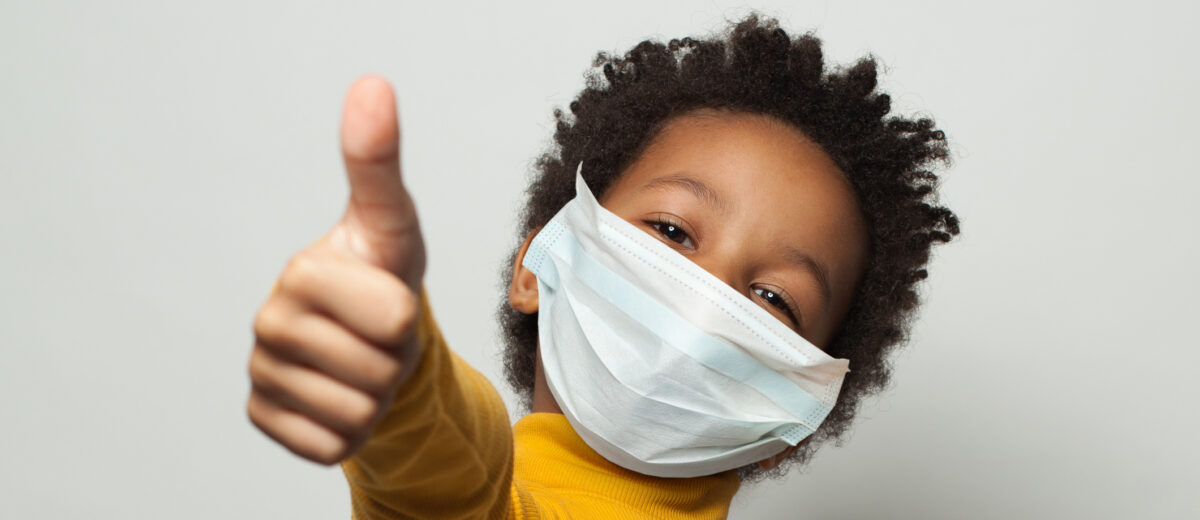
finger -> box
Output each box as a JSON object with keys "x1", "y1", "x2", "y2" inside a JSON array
[
  {"x1": 275, "y1": 248, "x2": 419, "y2": 349},
  {"x1": 247, "y1": 390, "x2": 348, "y2": 466},
  {"x1": 339, "y1": 75, "x2": 416, "y2": 241},
  {"x1": 249, "y1": 347, "x2": 378, "y2": 441},
  {"x1": 256, "y1": 304, "x2": 403, "y2": 397}
]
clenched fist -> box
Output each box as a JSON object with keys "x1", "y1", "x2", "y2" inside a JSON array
[{"x1": 247, "y1": 76, "x2": 426, "y2": 465}]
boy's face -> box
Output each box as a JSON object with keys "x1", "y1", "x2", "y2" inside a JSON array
[
  {"x1": 512, "y1": 108, "x2": 869, "y2": 346},
  {"x1": 510, "y1": 108, "x2": 872, "y2": 466},
  {"x1": 596, "y1": 109, "x2": 870, "y2": 347}
]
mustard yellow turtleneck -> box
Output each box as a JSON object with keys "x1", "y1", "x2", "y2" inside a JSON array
[{"x1": 340, "y1": 290, "x2": 741, "y2": 519}]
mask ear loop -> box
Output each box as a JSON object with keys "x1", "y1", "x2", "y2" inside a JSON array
[
  {"x1": 574, "y1": 160, "x2": 595, "y2": 198},
  {"x1": 575, "y1": 160, "x2": 585, "y2": 189}
]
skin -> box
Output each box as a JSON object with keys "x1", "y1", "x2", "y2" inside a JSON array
[
  {"x1": 247, "y1": 76, "x2": 425, "y2": 465},
  {"x1": 246, "y1": 77, "x2": 869, "y2": 476},
  {"x1": 507, "y1": 108, "x2": 871, "y2": 470}
]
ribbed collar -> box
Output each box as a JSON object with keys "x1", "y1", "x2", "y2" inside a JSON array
[{"x1": 512, "y1": 413, "x2": 741, "y2": 519}]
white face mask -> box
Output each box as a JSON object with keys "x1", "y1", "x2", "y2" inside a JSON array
[{"x1": 522, "y1": 164, "x2": 850, "y2": 478}]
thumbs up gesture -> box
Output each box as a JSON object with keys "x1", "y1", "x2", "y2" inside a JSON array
[{"x1": 247, "y1": 76, "x2": 426, "y2": 465}]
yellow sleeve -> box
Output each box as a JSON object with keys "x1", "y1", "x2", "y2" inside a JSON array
[{"x1": 340, "y1": 288, "x2": 518, "y2": 519}]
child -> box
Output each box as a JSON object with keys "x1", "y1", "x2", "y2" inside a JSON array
[{"x1": 247, "y1": 14, "x2": 959, "y2": 519}]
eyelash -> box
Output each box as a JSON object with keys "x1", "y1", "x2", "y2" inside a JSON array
[
  {"x1": 753, "y1": 286, "x2": 802, "y2": 328},
  {"x1": 648, "y1": 216, "x2": 694, "y2": 249},
  {"x1": 647, "y1": 217, "x2": 802, "y2": 329}
]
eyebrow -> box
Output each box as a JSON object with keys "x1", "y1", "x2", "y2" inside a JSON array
[
  {"x1": 640, "y1": 174, "x2": 729, "y2": 213},
  {"x1": 784, "y1": 246, "x2": 833, "y2": 313}
]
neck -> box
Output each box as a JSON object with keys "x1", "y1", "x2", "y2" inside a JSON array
[{"x1": 531, "y1": 347, "x2": 564, "y2": 414}]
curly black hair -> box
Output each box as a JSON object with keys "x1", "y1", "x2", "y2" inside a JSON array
[{"x1": 495, "y1": 14, "x2": 959, "y2": 480}]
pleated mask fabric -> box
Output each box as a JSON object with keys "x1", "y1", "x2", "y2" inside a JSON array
[{"x1": 522, "y1": 164, "x2": 849, "y2": 478}]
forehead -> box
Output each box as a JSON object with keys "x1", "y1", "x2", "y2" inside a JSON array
[
  {"x1": 606, "y1": 110, "x2": 863, "y2": 231},
  {"x1": 600, "y1": 109, "x2": 870, "y2": 310}
]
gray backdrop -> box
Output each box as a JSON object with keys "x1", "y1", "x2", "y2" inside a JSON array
[{"x1": 2, "y1": 1, "x2": 1197, "y2": 518}]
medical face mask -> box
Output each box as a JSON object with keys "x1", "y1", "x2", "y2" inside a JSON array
[{"x1": 522, "y1": 165, "x2": 850, "y2": 479}]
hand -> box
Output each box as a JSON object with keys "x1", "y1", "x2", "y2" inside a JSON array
[{"x1": 246, "y1": 76, "x2": 426, "y2": 465}]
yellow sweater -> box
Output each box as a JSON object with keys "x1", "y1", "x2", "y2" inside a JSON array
[{"x1": 340, "y1": 290, "x2": 741, "y2": 519}]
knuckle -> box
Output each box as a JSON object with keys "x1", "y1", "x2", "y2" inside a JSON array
[
  {"x1": 252, "y1": 301, "x2": 289, "y2": 344},
  {"x1": 365, "y1": 358, "x2": 403, "y2": 392},
  {"x1": 382, "y1": 289, "x2": 419, "y2": 345},
  {"x1": 280, "y1": 251, "x2": 322, "y2": 295},
  {"x1": 313, "y1": 439, "x2": 348, "y2": 466},
  {"x1": 245, "y1": 395, "x2": 264, "y2": 429},
  {"x1": 246, "y1": 392, "x2": 277, "y2": 436},
  {"x1": 337, "y1": 391, "x2": 379, "y2": 432},
  {"x1": 247, "y1": 349, "x2": 280, "y2": 393}
]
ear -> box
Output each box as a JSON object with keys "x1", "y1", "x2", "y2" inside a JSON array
[
  {"x1": 757, "y1": 441, "x2": 803, "y2": 471},
  {"x1": 508, "y1": 229, "x2": 541, "y2": 314}
]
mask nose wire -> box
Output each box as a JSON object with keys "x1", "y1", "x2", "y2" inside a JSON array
[{"x1": 678, "y1": 240, "x2": 754, "y2": 301}]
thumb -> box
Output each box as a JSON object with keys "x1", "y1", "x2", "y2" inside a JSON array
[{"x1": 333, "y1": 75, "x2": 425, "y2": 291}]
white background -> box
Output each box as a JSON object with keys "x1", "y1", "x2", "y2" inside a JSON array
[{"x1": 2, "y1": 1, "x2": 1197, "y2": 518}]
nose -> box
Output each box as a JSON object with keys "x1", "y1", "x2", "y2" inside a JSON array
[{"x1": 687, "y1": 249, "x2": 747, "y2": 297}]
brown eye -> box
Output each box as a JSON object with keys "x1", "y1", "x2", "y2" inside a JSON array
[
  {"x1": 649, "y1": 219, "x2": 695, "y2": 249},
  {"x1": 753, "y1": 286, "x2": 800, "y2": 326}
]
